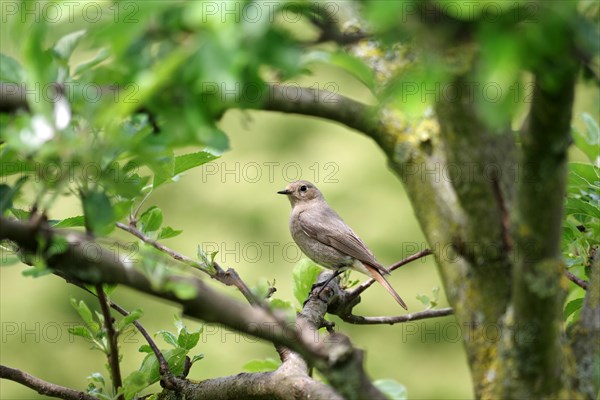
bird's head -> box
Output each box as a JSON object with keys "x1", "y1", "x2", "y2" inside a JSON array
[{"x1": 277, "y1": 180, "x2": 323, "y2": 206}]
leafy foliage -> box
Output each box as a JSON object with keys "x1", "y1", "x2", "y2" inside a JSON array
[
  {"x1": 242, "y1": 358, "x2": 281, "y2": 373},
  {"x1": 292, "y1": 258, "x2": 323, "y2": 306},
  {"x1": 122, "y1": 316, "x2": 203, "y2": 400},
  {"x1": 562, "y1": 114, "x2": 599, "y2": 324},
  {"x1": 416, "y1": 286, "x2": 441, "y2": 310}
]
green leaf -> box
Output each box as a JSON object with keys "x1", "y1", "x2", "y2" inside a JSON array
[
  {"x1": 70, "y1": 298, "x2": 98, "y2": 334},
  {"x1": 84, "y1": 284, "x2": 117, "y2": 298},
  {"x1": 564, "y1": 298, "x2": 584, "y2": 321},
  {"x1": 139, "y1": 206, "x2": 163, "y2": 234},
  {"x1": 87, "y1": 372, "x2": 105, "y2": 387},
  {"x1": 73, "y1": 48, "x2": 110, "y2": 76},
  {"x1": 53, "y1": 30, "x2": 87, "y2": 62},
  {"x1": 197, "y1": 126, "x2": 230, "y2": 154},
  {"x1": 110, "y1": 171, "x2": 149, "y2": 200},
  {"x1": 251, "y1": 279, "x2": 272, "y2": 299},
  {"x1": 374, "y1": 379, "x2": 408, "y2": 400},
  {"x1": 569, "y1": 163, "x2": 599, "y2": 189},
  {"x1": 51, "y1": 216, "x2": 85, "y2": 228},
  {"x1": 114, "y1": 200, "x2": 134, "y2": 220},
  {"x1": 582, "y1": 113, "x2": 600, "y2": 145},
  {"x1": 0, "y1": 184, "x2": 13, "y2": 215},
  {"x1": 123, "y1": 370, "x2": 148, "y2": 400},
  {"x1": 196, "y1": 245, "x2": 217, "y2": 273},
  {"x1": 158, "y1": 226, "x2": 182, "y2": 240},
  {"x1": 242, "y1": 358, "x2": 281, "y2": 373},
  {"x1": 82, "y1": 189, "x2": 116, "y2": 236},
  {"x1": 177, "y1": 329, "x2": 200, "y2": 350},
  {"x1": 22, "y1": 268, "x2": 52, "y2": 278},
  {"x1": 0, "y1": 147, "x2": 34, "y2": 177},
  {"x1": 0, "y1": 177, "x2": 27, "y2": 215},
  {"x1": 0, "y1": 53, "x2": 26, "y2": 83},
  {"x1": 416, "y1": 294, "x2": 430, "y2": 306},
  {"x1": 173, "y1": 151, "x2": 219, "y2": 176},
  {"x1": 150, "y1": 152, "x2": 175, "y2": 188},
  {"x1": 134, "y1": 347, "x2": 187, "y2": 390},
  {"x1": 157, "y1": 330, "x2": 178, "y2": 347},
  {"x1": 190, "y1": 353, "x2": 204, "y2": 364},
  {"x1": 292, "y1": 259, "x2": 322, "y2": 305},
  {"x1": 565, "y1": 198, "x2": 600, "y2": 219},
  {"x1": 9, "y1": 208, "x2": 31, "y2": 220},
  {"x1": 69, "y1": 326, "x2": 93, "y2": 340},
  {"x1": 138, "y1": 344, "x2": 153, "y2": 353},
  {"x1": 117, "y1": 308, "x2": 143, "y2": 331},
  {"x1": 573, "y1": 114, "x2": 600, "y2": 164}
]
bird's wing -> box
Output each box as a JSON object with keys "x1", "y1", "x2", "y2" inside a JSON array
[{"x1": 297, "y1": 208, "x2": 389, "y2": 274}]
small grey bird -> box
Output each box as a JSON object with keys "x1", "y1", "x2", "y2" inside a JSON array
[{"x1": 278, "y1": 180, "x2": 408, "y2": 309}]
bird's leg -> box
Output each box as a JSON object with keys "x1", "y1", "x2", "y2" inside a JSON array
[
  {"x1": 313, "y1": 269, "x2": 345, "y2": 296},
  {"x1": 304, "y1": 270, "x2": 345, "y2": 307}
]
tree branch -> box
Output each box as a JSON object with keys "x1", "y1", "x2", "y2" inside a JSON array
[
  {"x1": 0, "y1": 364, "x2": 96, "y2": 400},
  {"x1": 159, "y1": 366, "x2": 343, "y2": 400},
  {"x1": 349, "y1": 249, "x2": 433, "y2": 299},
  {"x1": 95, "y1": 285, "x2": 124, "y2": 399},
  {"x1": 565, "y1": 270, "x2": 589, "y2": 290},
  {"x1": 569, "y1": 249, "x2": 600, "y2": 398},
  {"x1": 262, "y1": 84, "x2": 394, "y2": 149},
  {"x1": 161, "y1": 342, "x2": 341, "y2": 400},
  {"x1": 507, "y1": 13, "x2": 579, "y2": 394},
  {"x1": 0, "y1": 216, "x2": 385, "y2": 400},
  {"x1": 0, "y1": 217, "x2": 322, "y2": 358},
  {"x1": 108, "y1": 301, "x2": 178, "y2": 388},
  {"x1": 115, "y1": 222, "x2": 258, "y2": 305},
  {"x1": 340, "y1": 307, "x2": 454, "y2": 325},
  {"x1": 50, "y1": 271, "x2": 179, "y2": 390}
]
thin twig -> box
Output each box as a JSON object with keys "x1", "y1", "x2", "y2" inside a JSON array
[
  {"x1": 95, "y1": 285, "x2": 124, "y2": 400},
  {"x1": 62, "y1": 277, "x2": 178, "y2": 390},
  {"x1": 116, "y1": 222, "x2": 209, "y2": 273},
  {"x1": 349, "y1": 249, "x2": 433, "y2": 299},
  {"x1": 565, "y1": 270, "x2": 589, "y2": 290},
  {"x1": 108, "y1": 302, "x2": 179, "y2": 389},
  {"x1": 0, "y1": 364, "x2": 97, "y2": 400},
  {"x1": 341, "y1": 307, "x2": 454, "y2": 325},
  {"x1": 115, "y1": 222, "x2": 259, "y2": 304},
  {"x1": 130, "y1": 190, "x2": 153, "y2": 225}
]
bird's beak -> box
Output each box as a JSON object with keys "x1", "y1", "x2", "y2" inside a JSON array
[{"x1": 277, "y1": 189, "x2": 291, "y2": 195}]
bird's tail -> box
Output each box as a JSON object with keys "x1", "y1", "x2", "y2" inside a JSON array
[{"x1": 364, "y1": 264, "x2": 408, "y2": 310}]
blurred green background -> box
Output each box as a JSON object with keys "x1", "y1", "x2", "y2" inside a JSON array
[{"x1": 1, "y1": 1, "x2": 598, "y2": 399}]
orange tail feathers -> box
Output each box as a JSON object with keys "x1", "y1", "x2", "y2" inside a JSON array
[{"x1": 364, "y1": 264, "x2": 408, "y2": 310}]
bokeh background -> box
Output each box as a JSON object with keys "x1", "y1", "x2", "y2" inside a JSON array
[{"x1": 1, "y1": 2, "x2": 598, "y2": 400}]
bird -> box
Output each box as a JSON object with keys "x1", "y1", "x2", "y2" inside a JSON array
[{"x1": 277, "y1": 180, "x2": 408, "y2": 309}]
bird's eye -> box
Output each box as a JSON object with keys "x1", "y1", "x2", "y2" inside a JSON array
[{"x1": 300, "y1": 185, "x2": 307, "y2": 192}]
